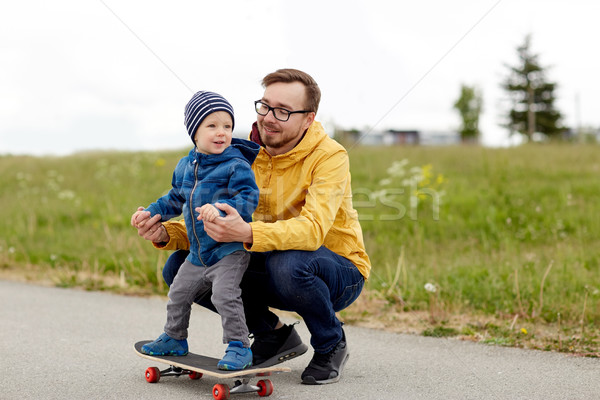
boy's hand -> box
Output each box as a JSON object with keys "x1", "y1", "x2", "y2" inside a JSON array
[
  {"x1": 196, "y1": 204, "x2": 220, "y2": 223},
  {"x1": 131, "y1": 208, "x2": 150, "y2": 228},
  {"x1": 131, "y1": 206, "x2": 168, "y2": 242},
  {"x1": 202, "y1": 203, "x2": 253, "y2": 244}
]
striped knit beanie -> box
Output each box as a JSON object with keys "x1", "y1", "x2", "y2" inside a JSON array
[{"x1": 184, "y1": 91, "x2": 235, "y2": 143}]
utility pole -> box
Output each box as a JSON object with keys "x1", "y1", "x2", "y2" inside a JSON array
[
  {"x1": 527, "y1": 85, "x2": 535, "y2": 140},
  {"x1": 575, "y1": 92, "x2": 583, "y2": 143}
]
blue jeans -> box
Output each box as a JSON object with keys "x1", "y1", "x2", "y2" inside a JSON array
[{"x1": 162, "y1": 247, "x2": 364, "y2": 353}]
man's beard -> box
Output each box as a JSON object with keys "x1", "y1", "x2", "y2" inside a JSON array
[{"x1": 259, "y1": 123, "x2": 292, "y2": 149}]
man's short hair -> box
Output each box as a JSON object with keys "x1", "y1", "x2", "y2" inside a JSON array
[{"x1": 262, "y1": 68, "x2": 321, "y2": 113}]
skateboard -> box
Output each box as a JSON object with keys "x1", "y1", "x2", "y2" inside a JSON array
[{"x1": 134, "y1": 341, "x2": 291, "y2": 399}]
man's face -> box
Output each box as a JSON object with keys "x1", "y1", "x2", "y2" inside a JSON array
[{"x1": 257, "y1": 81, "x2": 315, "y2": 156}]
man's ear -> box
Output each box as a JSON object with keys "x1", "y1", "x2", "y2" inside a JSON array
[{"x1": 302, "y1": 112, "x2": 316, "y2": 131}]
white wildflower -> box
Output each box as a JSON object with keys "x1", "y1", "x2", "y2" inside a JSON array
[
  {"x1": 424, "y1": 282, "x2": 437, "y2": 293},
  {"x1": 386, "y1": 160, "x2": 409, "y2": 177},
  {"x1": 370, "y1": 189, "x2": 388, "y2": 200},
  {"x1": 58, "y1": 190, "x2": 76, "y2": 200}
]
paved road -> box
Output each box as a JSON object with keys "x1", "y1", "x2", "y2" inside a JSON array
[{"x1": 1, "y1": 280, "x2": 598, "y2": 399}]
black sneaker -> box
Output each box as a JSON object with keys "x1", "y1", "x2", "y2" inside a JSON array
[
  {"x1": 301, "y1": 329, "x2": 349, "y2": 385},
  {"x1": 250, "y1": 322, "x2": 308, "y2": 366}
]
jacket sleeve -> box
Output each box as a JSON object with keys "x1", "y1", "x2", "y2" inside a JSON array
[
  {"x1": 248, "y1": 150, "x2": 349, "y2": 252},
  {"x1": 146, "y1": 161, "x2": 186, "y2": 221},
  {"x1": 214, "y1": 160, "x2": 259, "y2": 221},
  {"x1": 152, "y1": 219, "x2": 190, "y2": 251}
]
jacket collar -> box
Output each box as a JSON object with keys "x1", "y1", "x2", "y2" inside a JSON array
[
  {"x1": 188, "y1": 138, "x2": 260, "y2": 166},
  {"x1": 250, "y1": 121, "x2": 326, "y2": 165}
]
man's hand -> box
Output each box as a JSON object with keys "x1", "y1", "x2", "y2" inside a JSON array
[
  {"x1": 197, "y1": 203, "x2": 253, "y2": 244},
  {"x1": 130, "y1": 206, "x2": 169, "y2": 243}
]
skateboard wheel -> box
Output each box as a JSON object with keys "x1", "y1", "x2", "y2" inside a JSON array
[
  {"x1": 145, "y1": 367, "x2": 160, "y2": 383},
  {"x1": 257, "y1": 379, "x2": 273, "y2": 397},
  {"x1": 189, "y1": 371, "x2": 202, "y2": 380},
  {"x1": 212, "y1": 383, "x2": 230, "y2": 400}
]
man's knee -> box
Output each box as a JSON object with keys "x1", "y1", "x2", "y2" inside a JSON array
[
  {"x1": 264, "y1": 251, "x2": 315, "y2": 299},
  {"x1": 266, "y1": 251, "x2": 310, "y2": 280}
]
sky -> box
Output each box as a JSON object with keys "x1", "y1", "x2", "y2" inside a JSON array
[{"x1": 1, "y1": 0, "x2": 599, "y2": 155}]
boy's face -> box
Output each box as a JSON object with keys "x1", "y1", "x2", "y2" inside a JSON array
[{"x1": 194, "y1": 111, "x2": 233, "y2": 155}]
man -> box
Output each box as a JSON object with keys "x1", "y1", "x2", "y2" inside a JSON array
[{"x1": 134, "y1": 68, "x2": 371, "y2": 384}]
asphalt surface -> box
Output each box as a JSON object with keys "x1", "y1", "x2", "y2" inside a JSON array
[{"x1": 1, "y1": 279, "x2": 598, "y2": 400}]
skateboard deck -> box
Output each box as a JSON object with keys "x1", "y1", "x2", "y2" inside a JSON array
[{"x1": 134, "y1": 341, "x2": 291, "y2": 399}]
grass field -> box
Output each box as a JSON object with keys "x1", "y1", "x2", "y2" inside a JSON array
[{"x1": 1, "y1": 143, "x2": 598, "y2": 355}]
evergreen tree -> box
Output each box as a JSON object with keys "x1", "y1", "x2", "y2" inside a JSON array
[
  {"x1": 502, "y1": 34, "x2": 566, "y2": 140},
  {"x1": 453, "y1": 84, "x2": 483, "y2": 143}
]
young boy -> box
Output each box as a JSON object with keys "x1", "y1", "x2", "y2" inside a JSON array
[{"x1": 131, "y1": 91, "x2": 260, "y2": 370}]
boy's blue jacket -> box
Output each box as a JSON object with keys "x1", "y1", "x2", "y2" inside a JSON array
[{"x1": 146, "y1": 138, "x2": 260, "y2": 267}]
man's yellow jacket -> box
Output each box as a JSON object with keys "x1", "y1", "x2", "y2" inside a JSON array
[{"x1": 157, "y1": 121, "x2": 371, "y2": 280}]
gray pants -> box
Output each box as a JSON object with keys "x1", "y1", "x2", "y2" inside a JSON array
[{"x1": 164, "y1": 251, "x2": 250, "y2": 347}]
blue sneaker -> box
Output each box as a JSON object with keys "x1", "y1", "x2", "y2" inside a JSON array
[
  {"x1": 141, "y1": 333, "x2": 188, "y2": 356},
  {"x1": 217, "y1": 341, "x2": 252, "y2": 370}
]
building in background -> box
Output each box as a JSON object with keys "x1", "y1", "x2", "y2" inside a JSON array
[{"x1": 338, "y1": 129, "x2": 460, "y2": 146}]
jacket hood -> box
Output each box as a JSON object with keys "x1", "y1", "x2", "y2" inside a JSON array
[
  {"x1": 250, "y1": 120, "x2": 329, "y2": 168},
  {"x1": 230, "y1": 137, "x2": 260, "y2": 164},
  {"x1": 189, "y1": 138, "x2": 260, "y2": 166}
]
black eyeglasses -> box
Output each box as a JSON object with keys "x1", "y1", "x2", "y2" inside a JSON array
[{"x1": 254, "y1": 100, "x2": 312, "y2": 122}]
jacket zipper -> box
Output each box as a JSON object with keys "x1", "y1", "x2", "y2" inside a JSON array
[{"x1": 190, "y1": 160, "x2": 207, "y2": 267}]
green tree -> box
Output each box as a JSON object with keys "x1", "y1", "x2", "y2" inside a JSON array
[
  {"x1": 453, "y1": 84, "x2": 483, "y2": 143},
  {"x1": 502, "y1": 34, "x2": 566, "y2": 141}
]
